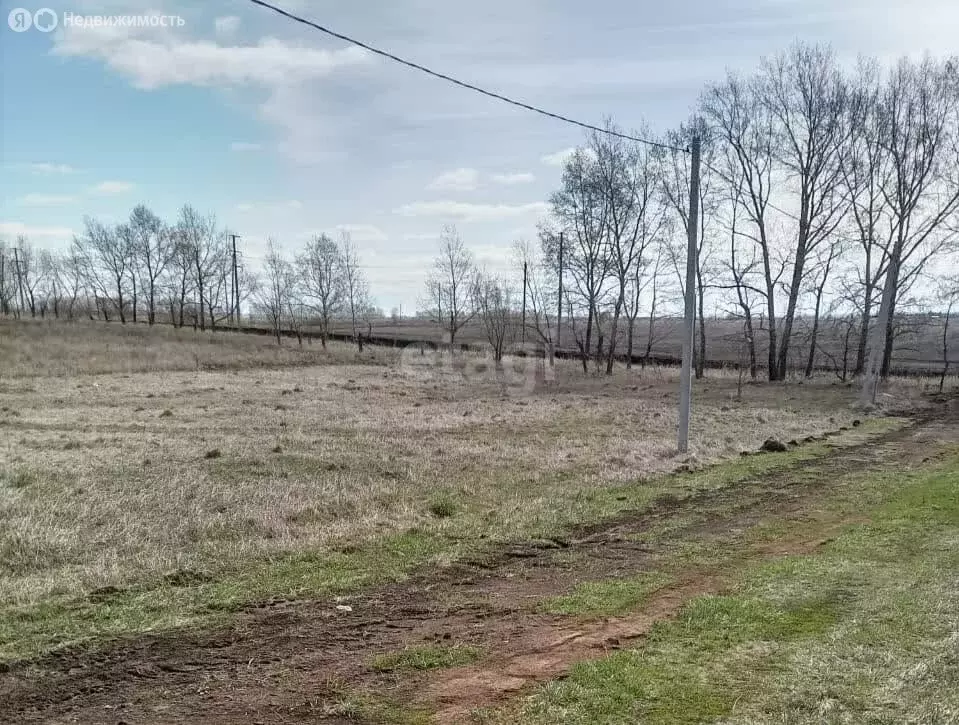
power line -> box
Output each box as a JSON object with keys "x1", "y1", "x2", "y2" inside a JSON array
[
  {"x1": 247, "y1": 0, "x2": 686, "y2": 153},
  {"x1": 702, "y1": 160, "x2": 803, "y2": 223}
]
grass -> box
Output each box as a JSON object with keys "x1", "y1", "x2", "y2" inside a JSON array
[
  {"x1": 0, "y1": 319, "x2": 928, "y2": 662},
  {"x1": 370, "y1": 643, "x2": 483, "y2": 672},
  {"x1": 540, "y1": 572, "x2": 674, "y2": 617},
  {"x1": 477, "y1": 452, "x2": 959, "y2": 725},
  {"x1": 0, "y1": 318, "x2": 394, "y2": 377}
]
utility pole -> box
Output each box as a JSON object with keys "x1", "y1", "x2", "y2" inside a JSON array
[
  {"x1": 521, "y1": 260, "x2": 528, "y2": 344},
  {"x1": 0, "y1": 248, "x2": 6, "y2": 317},
  {"x1": 12, "y1": 247, "x2": 26, "y2": 319},
  {"x1": 556, "y1": 231, "x2": 564, "y2": 348},
  {"x1": 229, "y1": 234, "x2": 240, "y2": 327},
  {"x1": 677, "y1": 135, "x2": 701, "y2": 454}
]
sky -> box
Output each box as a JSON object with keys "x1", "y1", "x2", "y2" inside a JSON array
[{"x1": 1, "y1": 0, "x2": 957, "y2": 313}]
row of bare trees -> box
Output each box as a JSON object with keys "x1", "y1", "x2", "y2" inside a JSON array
[
  {"x1": 252, "y1": 234, "x2": 373, "y2": 348},
  {"x1": 1, "y1": 206, "x2": 378, "y2": 348},
  {"x1": 0, "y1": 205, "x2": 257, "y2": 329},
  {"x1": 538, "y1": 44, "x2": 959, "y2": 380}
]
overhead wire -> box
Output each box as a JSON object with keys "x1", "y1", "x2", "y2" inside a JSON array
[{"x1": 247, "y1": 0, "x2": 687, "y2": 153}]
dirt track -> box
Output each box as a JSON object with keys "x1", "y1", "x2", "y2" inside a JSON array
[{"x1": 2, "y1": 401, "x2": 956, "y2": 725}]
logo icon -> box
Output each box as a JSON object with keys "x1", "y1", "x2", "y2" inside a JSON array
[
  {"x1": 7, "y1": 7, "x2": 32, "y2": 32},
  {"x1": 33, "y1": 8, "x2": 58, "y2": 32}
]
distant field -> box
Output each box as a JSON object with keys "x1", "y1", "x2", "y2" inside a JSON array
[{"x1": 316, "y1": 314, "x2": 959, "y2": 374}]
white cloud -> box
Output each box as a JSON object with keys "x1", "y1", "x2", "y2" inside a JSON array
[
  {"x1": 53, "y1": 25, "x2": 372, "y2": 90},
  {"x1": 490, "y1": 172, "x2": 536, "y2": 185},
  {"x1": 541, "y1": 147, "x2": 578, "y2": 166},
  {"x1": 236, "y1": 200, "x2": 303, "y2": 213},
  {"x1": 395, "y1": 200, "x2": 549, "y2": 222},
  {"x1": 20, "y1": 162, "x2": 76, "y2": 174},
  {"x1": 335, "y1": 224, "x2": 387, "y2": 242},
  {"x1": 91, "y1": 180, "x2": 134, "y2": 194},
  {"x1": 16, "y1": 194, "x2": 78, "y2": 207},
  {"x1": 0, "y1": 222, "x2": 75, "y2": 240},
  {"x1": 427, "y1": 168, "x2": 480, "y2": 192},
  {"x1": 402, "y1": 232, "x2": 442, "y2": 241},
  {"x1": 230, "y1": 141, "x2": 262, "y2": 152},
  {"x1": 214, "y1": 15, "x2": 241, "y2": 38}
]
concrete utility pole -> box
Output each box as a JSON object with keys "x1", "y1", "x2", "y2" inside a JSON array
[
  {"x1": 556, "y1": 231, "x2": 564, "y2": 348},
  {"x1": 229, "y1": 234, "x2": 241, "y2": 326},
  {"x1": 0, "y1": 249, "x2": 6, "y2": 316},
  {"x1": 521, "y1": 261, "x2": 528, "y2": 344},
  {"x1": 677, "y1": 135, "x2": 701, "y2": 454}
]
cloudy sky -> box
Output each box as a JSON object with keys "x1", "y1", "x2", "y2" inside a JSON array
[{"x1": 1, "y1": 0, "x2": 956, "y2": 312}]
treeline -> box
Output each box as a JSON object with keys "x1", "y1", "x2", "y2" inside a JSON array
[
  {"x1": 0, "y1": 205, "x2": 255, "y2": 330},
  {"x1": 0, "y1": 205, "x2": 377, "y2": 348},
  {"x1": 419, "y1": 45, "x2": 959, "y2": 381}
]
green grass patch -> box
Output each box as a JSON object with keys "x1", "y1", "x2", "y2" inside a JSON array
[
  {"x1": 370, "y1": 643, "x2": 482, "y2": 673},
  {"x1": 327, "y1": 690, "x2": 433, "y2": 725},
  {"x1": 540, "y1": 572, "x2": 674, "y2": 617},
  {"x1": 479, "y1": 452, "x2": 959, "y2": 725},
  {"x1": 0, "y1": 528, "x2": 449, "y2": 662}
]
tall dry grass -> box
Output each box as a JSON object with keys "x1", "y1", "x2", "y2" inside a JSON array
[{"x1": 0, "y1": 318, "x2": 395, "y2": 377}]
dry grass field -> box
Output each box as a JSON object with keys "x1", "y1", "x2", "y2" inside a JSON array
[
  {"x1": 0, "y1": 318, "x2": 391, "y2": 377},
  {"x1": 1, "y1": 319, "x2": 956, "y2": 725}
]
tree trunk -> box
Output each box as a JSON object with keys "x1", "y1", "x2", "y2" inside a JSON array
[
  {"x1": 804, "y1": 293, "x2": 823, "y2": 378},
  {"x1": 854, "y1": 286, "x2": 873, "y2": 376},
  {"x1": 605, "y1": 296, "x2": 623, "y2": 375},
  {"x1": 581, "y1": 307, "x2": 594, "y2": 374},
  {"x1": 880, "y1": 297, "x2": 897, "y2": 378},
  {"x1": 939, "y1": 302, "x2": 952, "y2": 393},
  {"x1": 695, "y1": 284, "x2": 706, "y2": 379}
]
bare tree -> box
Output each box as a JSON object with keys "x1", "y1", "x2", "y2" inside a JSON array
[
  {"x1": 476, "y1": 273, "x2": 516, "y2": 366},
  {"x1": 128, "y1": 204, "x2": 171, "y2": 325},
  {"x1": 620, "y1": 244, "x2": 661, "y2": 369},
  {"x1": 722, "y1": 174, "x2": 761, "y2": 379},
  {"x1": 875, "y1": 57, "x2": 959, "y2": 378},
  {"x1": 74, "y1": 219, "x2": 133, "y2": 323},
  {"x1": 0, "y1": 241, "x2": 15, "y2": 316},
  {"x1": 938, "y1": 277, "x2": 959, "y2": 393},
  {"x1": 13, "y1": 238, "x2": 48, "y2": 318},
  {"x1": 339, "y1": 231, "x2": 369, "y2": 349},
  {"x1": 703, "y1": 71, "x2": 783, "y2": 380},
  {"x1": 840, "y1": 58, "x2": 893, "y2": 375},
  {"x1": 550, "y1": 148, "x2": 611, "y2": 372},
  {"x1": 590, "y1": 121, "x2": 666, "y2": 375},
  {"x1": 425, "y1": 225, "x2": 478, "y2": 346},
  {"x1": 803, "y1": 241, "x2": 841, "y2": 377},
  {"x1": 177, "y1": 205, "x2": 221, "y2": 331},
  {"x1": 165, "y1": 230, "x2": 195, "y2": 328},
  {"x1": 297, "y1": 233, "x2": 344, "y2": 348},
  {"x1": 253, "y1": 240, "x2": 291, "y2": 345},
  {"x1": 761, "y1": 43, "x2": 850, "y2": 378}
]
